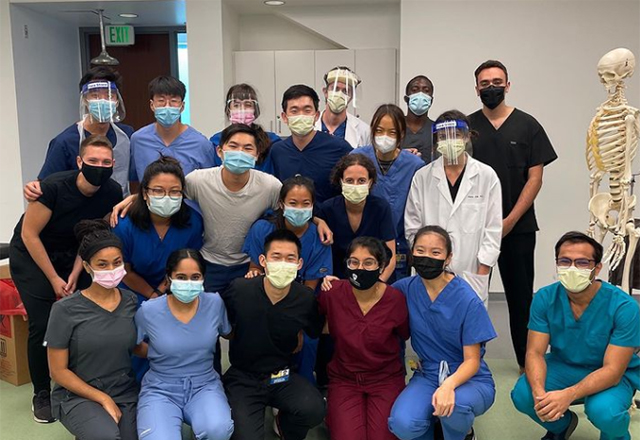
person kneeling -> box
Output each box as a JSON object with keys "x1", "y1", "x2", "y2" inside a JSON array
[
  {"x1": 221, "y1": 229, "x2": 326, "y2": 440},
  {"x1": 511, "y1": 231, "x2": 640, "y2": 440}
]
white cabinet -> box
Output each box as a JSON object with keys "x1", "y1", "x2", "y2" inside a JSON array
[{"x1": 234, "y1": 48, "x2": 397, "y2": 137}]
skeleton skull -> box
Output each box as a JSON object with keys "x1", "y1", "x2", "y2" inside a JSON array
[{"x1": 597, "y1": 48, "x2": 636, "y2": 89}]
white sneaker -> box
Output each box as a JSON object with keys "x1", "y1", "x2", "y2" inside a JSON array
[{"x1": 272, "y1": 407, "x2": 281, "y2": 438}]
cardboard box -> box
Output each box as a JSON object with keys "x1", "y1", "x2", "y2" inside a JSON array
[{"x1": 0, "y1": 314, "x2": 30, "y2": 386}]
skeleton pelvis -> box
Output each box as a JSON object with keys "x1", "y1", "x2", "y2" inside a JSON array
[{"x1": 589, "y1": 193, "x2": 616, "y2": 227}]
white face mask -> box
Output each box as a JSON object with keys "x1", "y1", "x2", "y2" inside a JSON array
[
  {"x1": 557, "y1": 266, "x2": 594, "y2": 293},
  {"x1": 374, "y1": 135, "x2": 397, "y2": 154}
]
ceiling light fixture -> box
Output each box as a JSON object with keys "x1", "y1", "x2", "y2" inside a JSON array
[
  {"x1": 264, "y1": 1, "x2": 286, "y2": 6},
  {"x1": 119, "y1": 13, "x2": 138, "y2": 18}
]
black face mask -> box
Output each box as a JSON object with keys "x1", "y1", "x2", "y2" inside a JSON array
[
  {"x1": 413, "y1": 255, "x2": 446, "y2": 280},
  {"x1": 81, "y1": 162, "x2": 113, "y2": 187},
  {"x1": 345, "y1": 268, "x2": 380, "y2": 290},
  {"x1": 479, "y1": 86, "x2": 505, "y2": 110}
]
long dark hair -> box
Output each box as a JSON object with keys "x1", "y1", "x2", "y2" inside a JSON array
[
  {"x1": 265, "y1": 175, "x2": 316, "y2": 229},
  {"x1": 165, "y1": 248, "x2": 206, "y2": 277},
  {"x1": 128, "y1": 156, "x2": 192, "y2": 230}
]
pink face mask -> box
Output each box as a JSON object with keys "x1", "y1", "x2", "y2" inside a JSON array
[
  {"x1": 229, "y1": 109, "x2": 256, "y2": 125},
  {"x1": 91, "y1": 265, "x2": 127, "y2": 289}
]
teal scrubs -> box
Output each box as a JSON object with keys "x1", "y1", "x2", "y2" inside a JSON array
[{"x1": 511, "y1": 280, "x2": 640, "y2": 440}]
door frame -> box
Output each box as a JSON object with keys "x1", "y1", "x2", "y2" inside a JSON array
[{"x1": 79, "y1": 26, "x2": 186, "y2": 76}]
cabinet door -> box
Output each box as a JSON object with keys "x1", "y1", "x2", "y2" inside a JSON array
[
  {"x1": 355, "y1": 49, "x2": 397, "y2": 125},
  {"x1": 274, "y1": 50, "x2": 315, "y2": 136},
  {"x1": 314, "y1": 50, "x2": 356, "y2": 113},
  {"x1": 234, "y1": 51, "x2": 277, "y2": 133}
]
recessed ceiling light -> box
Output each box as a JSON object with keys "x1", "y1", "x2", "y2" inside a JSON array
[
  {"x1": 118, "y1": 13, "x2": 138, "y2": 18},
  {"x1": 264, "y1": 1, "x2": 285, "y2": 5}
]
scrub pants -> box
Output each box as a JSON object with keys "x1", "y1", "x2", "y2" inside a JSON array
[
  {"x1": 294, "y1": 333, "x2": 319, "y2": 385},
  {"x1": 498, "y1": 232, "x2": 536, "y2": 367},
  {"x1": 204, "y1": 261, "x2": 249, "y2": 374},
  {"x1": 222, "y1": 366, "x2": 326, "y2": 440},
  {"x1": 59, "y1": 400, "x2": 137, "y2": 440},
  {"x1": 137, "y1": 373, "x2": 233, "y2": 440},
  {"x1": 327, "y1": 374, "x2": 405, "y2": 440},
  {"x1": 388, "y1": 370, "x2": 495, "y2": 440},
  {"x1": 511, "y1": 358, "x2": 636, "y2": 440}
]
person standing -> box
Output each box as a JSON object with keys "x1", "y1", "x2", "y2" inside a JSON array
[
  {"x1": 401, "y1": 75, "x2": 436, "y2": 162},
  {"x1": 468, "y1": 60, "x2": 557, "y2": 370}
]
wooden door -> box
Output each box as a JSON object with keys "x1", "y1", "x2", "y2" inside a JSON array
[{"x1": 88, "y1": 33, "x2": 172, "y2": 130}]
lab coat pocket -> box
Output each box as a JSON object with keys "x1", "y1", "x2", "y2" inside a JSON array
[
  {"x1": 461, "y1": 272, "x2": 490, "y2": 307},
  {"x1": 460, "y1": 204, "x2": 482, "y2": 233}
]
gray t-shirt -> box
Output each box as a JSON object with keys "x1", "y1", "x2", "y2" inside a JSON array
[
  {"x1": 401, "y1": 118, "x2": 434, "y2": 163},
  {"x1": 44, "y1": 289, "x2": 138, "y2": 418},
  {"x1": 185, "y1": 167, "x2": 282, "y2": 266}
]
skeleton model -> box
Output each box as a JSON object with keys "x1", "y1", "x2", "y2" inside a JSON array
[{"x1": 586, "y1": 48, "x2": 640, "y2": 293}]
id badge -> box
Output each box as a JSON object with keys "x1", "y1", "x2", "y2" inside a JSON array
[{"x1": 270, "y1": 368, "x2": 290, "y2": 385}]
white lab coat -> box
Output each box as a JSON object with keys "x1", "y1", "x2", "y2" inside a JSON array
[
  {"x1": 315, "y1": 111, "x2": 371, "y2": 149},
  {"x1": 404, "y1": 155, "x2": 502, "y2": 306}
]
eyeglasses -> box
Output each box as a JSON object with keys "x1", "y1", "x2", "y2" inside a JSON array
[
  {"x1": 556, "y1": 258, "x2": 595, "y2": 270},
  {"x1": 346, "y1": 257, "x2": 379, "y2": 271},
  {"x1": 146, "y1": 187, "x2": 183, "y2": 199}
]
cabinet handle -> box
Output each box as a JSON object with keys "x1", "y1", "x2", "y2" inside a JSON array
[
  {"x1": 278, "y1": 120, "x2": 282, "y2": 133},
  {"x1": 270, "y1": 121, "x2": 274, "y2": 132}
]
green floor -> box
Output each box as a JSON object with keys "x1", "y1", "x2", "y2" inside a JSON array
[{"x1": 0, "y1": 359, "x2": 638, "y2": 439}]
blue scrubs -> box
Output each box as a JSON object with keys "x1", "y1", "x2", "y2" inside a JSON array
[
  {"x1": 113, "y1": 206, "x2": 204, "y2": 305},
  {"x1": 270, "y1": 131, "x2": 352, "y2": 203},
  {"x1": 351, "y1": 147, "x2": 425, "y2": 279},
  {"x1": 38, "y1": 122, "x2": 135, "y2": 182},
  {"x1": 242, "y1": 218, "x2": 333, "y2": 384},
  {"x1": 321, "y1": 118, "x2": 347, "y2": 139},
  {"x1": 130, "y1": 124, "x2": 216, "y2": 182},
  {"x1": 389, "y1": 276, "x2": 497, "y2": 440},
  {"x1": 318, "y1": 194, "x2": 396, "y2": 279},
  {"x1": 135, "y1": 293, "x2": 234, "y2": 440},
  {"x1": 511, "y1": 281, "x2": 640, "y2": 440},
  {"x1": 210, "y1": 130, "x2": 280, "y2": 174}
]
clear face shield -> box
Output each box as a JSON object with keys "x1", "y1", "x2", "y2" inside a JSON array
[
  {"x1": 432, "y1": 120, "x2": 472, "y2": 166},
  {"x1": 325, "y1": 68, "x2": 361, "y2": 114},
  {"x1": 226, "y1": 92, "x2": 260, "y2": 125},
  {"x1": 80, "y1": 81, "x2": 125, "y2": 123}
]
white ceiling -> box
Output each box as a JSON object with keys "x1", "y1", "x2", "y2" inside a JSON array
[
  {"x1": 225, "y1": 0, "x2": 399, "y2": 14},
  {"x1": 12, "y1": 1, "x2": 187, "y2": 27}
]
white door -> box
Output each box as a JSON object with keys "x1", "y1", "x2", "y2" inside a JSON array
[
  {"x1": 274, "y1": 50, "x2": 316, "y2": 137},
  {"x1": 234, "y1": 51, "x2": 277, "y2": 133},
  {"x1": 355, "y1": 48, "x2": 397, "y2": 125},
  {"x1": 314, "y1": 50, "x2": 356, "y2": 114}
]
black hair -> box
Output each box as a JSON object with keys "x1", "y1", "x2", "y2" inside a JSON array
[
  {"x1": 79, "y1": 134, "x2": 113, "y2": 157},
  {"x1": 79, "y1": 66, "x2": 122, "y2": 91},
  {"x1": 267, "y1": 175, "x2": 316, "y2": 230},
  {"x1": 330, "y1": 154, "x2": 378, "y2": 188},
  {"x1": 412, "y1": 225, "x2": 453, "y2": 257},
  {"x1": 474, "y1": 60, "x2": 509, "y2": 84},
  {"x1": 345, "y1": 236, "x2": 391, "y2": 271},
  {"x1": 370, "y1": 104, "x2": 406, "y2": 149},
  {"x1": 165, "y1": 248, "x2": 206, "y2": 277},
  {"x1": 225, "y1": 83, "x2": 259, "y2": 116},
  {"x1": 74, "y1": 219, "x2": 122, "y2": 262},
  {"x1": 405, "y1": 75, "x2": 434, "y2": 95},
  {"x1": 148, "y1": 75, "x2": 186, "y2": 100},
  {"x1": 219, "y1": 123, "x2": 270, "y2": 163},
  {"x1": 128, "y1": 156, "x2": 191, "y2": 230},
  {"x1": 281, "y1": 84, "x2": 320, "y2": 112},
  {"x1": 433, "y1": 110, "x2": 477, "y2": 146},
  {"x1": 554, "y1": 231, "x2": 603, "y2": 264},
  {"x1": 264, "y1": 229, "x2": 302, "y2": 257}
]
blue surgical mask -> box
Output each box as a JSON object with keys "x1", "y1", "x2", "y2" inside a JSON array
[
  {"x1": 154, "y1": 106, "x2": 182, "y2": 127},
  {"x1": 283, "y1": 206, "x2": 313, "y2": 227},
  {"x1": 170, "y1": 279, "x2": 204, "y2": 303},
  {"x1": 88, "y1": 99, "x2": 117, "y2": 122},
  {"x1": 148, "y1": 195, "x2": 182, "y2": 218},
  {"x1": 408, "y1": 92, "x2": 432, "y2": 116},
  {"x1": 223, "y1": 150, "x2": 256, "y2": 174}
]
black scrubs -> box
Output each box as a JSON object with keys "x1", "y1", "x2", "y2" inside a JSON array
[
  {"x1": 468, "y1": 108, "x2": 557, "y2": 367},
  {"x1": 8, "y1": 170, "x2": 122, "y2": 394},
  {"x1": 221, "y1": 276, "x2": 325, "y2": 440},
  {"x1": 44, "y1": 289, "x2": 138, "y2": 440}
]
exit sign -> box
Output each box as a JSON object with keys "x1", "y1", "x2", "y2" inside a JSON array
[{"x1": 105, "y1": 25, "x2": 135, "y2": 46}]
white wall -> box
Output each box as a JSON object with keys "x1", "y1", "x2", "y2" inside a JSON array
[
  {"x1": 10, "y1": 4, "x2": 81, "y2": 185},
  {"x1": 222, "y1": 2, "x2": 240, "y2": 93},
  {"x1": 400, "y1": 0, "x2": 640, "y2": 291},
  {"x1": 238, "y1": 14, "x2": 341, "y2": 51},
  {"x1": 0, "y1": 0, "x2": 24, "y2": 242}
]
